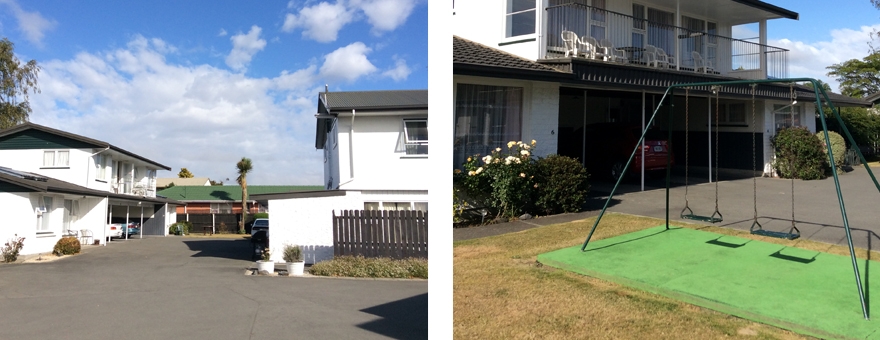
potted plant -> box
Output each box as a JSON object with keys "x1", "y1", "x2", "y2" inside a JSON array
[
  {"x1": 282, "y1": 244, "x2": 304, "y2": 276},
  {"x1": 256, "y1": 247, "x2": 274, "y2": 274}
]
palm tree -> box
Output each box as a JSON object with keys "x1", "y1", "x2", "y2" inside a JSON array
[{"x1": 236, "y1": 157, "x2": 253, "y2": 234}]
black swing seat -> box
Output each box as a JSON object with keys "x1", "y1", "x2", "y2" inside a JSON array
[
  {"x1": 750, "y1": 220, "x2": 800, "y2": 240},
  {"x1": 750, "y1": 229, "x2": 800, "y2": 240},
  {"x1": 681, "y1": 214, "x2": 723, "y2": 223}
]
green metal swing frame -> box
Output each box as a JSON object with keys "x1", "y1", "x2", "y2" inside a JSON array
[{"x1": 579, "y1": 78, "x2": 880, "y2": 321}]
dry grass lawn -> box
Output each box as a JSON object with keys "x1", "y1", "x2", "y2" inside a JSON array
[{"x1": 453, "y1": 212, "x2": 880, "y2": 339}]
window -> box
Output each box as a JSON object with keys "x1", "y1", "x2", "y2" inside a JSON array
[
  {"x1": 589, "y1": 0, "x2": 606, "y2": 40},
  {"x1": 454, "y1": 83, "x2": 523, "y2": 168},
  {"x1": 39, "y1": 196, "x2": 53, "y2": 231},
  {"x1": 631, "y1": 4, "x2": 646, "y2": 49},
  {"x1": 363, "y1": 201, "x2": 428, "y2": 212},
  {"x1": 403, "y1": 119, "x2": 428, "y2": 155},
  {"x1": 42, "y1": 150, "x2": 69, "y2": 167},
  {"x1": 505, "y1": 0, "x2": 535, "y2": 38},
  {"x1": 210, "y1": 203, "x2": 232, "y2": 214},
  {"x1": 95, "y1": 154, "x2": 111, "y2": 180},
  {"x1": 774, "y1": 104, "x2": 802, "y2": 130},
  {"x1": 717, "y1": 103, "x2": 746, "y2": 124}
]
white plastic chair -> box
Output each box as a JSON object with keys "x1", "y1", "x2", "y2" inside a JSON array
[
  {"x1": 577, "y1": 35, "x2": 597, "y2": 59},
  {"x1": 692, "y1": 51, "x2": 714, "y2": 74},
  {"x1": 645, "y1": 45, "x2": 659, "y2": 67},
  {"x1": 79, "y1": 229, "x2": 93, "y2": 245},
  {"x1": 561, "y1": 30, "x2": 579, "y2": 57},
  {"x1": 657, "y1": 48, "x2": 677, "y2": 69},
  {"x1": 600, "y1": 39, "x2": 627, "y2": 63}
]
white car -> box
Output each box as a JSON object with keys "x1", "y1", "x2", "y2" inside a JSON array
[
  {"x1": 251, "y1": 218, "x2": 269, "y2": 236},
  {"x1": 106, "y1": 223, "x2": 124, "y2": 238}
]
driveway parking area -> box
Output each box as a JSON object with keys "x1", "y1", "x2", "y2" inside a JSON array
[{"x1": 0, "y1": 237, "x2": 427, "y2": 340}]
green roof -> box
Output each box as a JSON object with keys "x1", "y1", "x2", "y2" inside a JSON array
[{"x1": 157, "y1": 185, "x2": 324, "y2": 201}]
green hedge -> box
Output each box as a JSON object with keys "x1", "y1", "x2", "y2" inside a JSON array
[
  {"x1": 534, "y1": 154, "x2": 590, "y2": 215},
  {"x1": 772, "y1": 127, "x2": 829, "y2": 180},
  {"x1": 169, "y1": 221, "x2": 193, "y2": 235},
  {"x1": 53, "y1": 237, "x2": 81, "y2": 256},
  {"x1": 308, "y1": 256, "x2": 428, "y2": 279},
  {"x1": 816, "y1": 131, "x2": 846, "y2": 174}
]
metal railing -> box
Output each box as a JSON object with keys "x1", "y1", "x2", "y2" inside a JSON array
[{"x1": 545, "y1": 3, "x2": 788, "y2": 79}]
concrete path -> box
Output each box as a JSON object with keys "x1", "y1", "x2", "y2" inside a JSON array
[
  {"x1": 0, "y1": 237, "x2": 427, "y2": 340},
  {"x1": 455, "y1": 166, "x2": 880, "y2": 252}
]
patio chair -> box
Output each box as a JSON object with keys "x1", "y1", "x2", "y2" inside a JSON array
[
  {"x1": 561, "y1": 30, "x2": 579, "y2": 57},
  {"x1": 645, "y1": 45, "x2": 659, "y2": 67},
  {"x1": 576, "y1": 35, "x2": 597, "y2": 59},
  {"x1": 79, "y1": 229, "x2": 93, "y2": 245},
  {"x1": 584, "y1": 36, "x2": 608, "y2": 61},
  {"x1": 657, "y1": 48, "x2": 677, "y2": 69},
  {"x1": 600, "y1": 39, "x2": 627, "y2": 63},
  {"x1": 692, "y1": 51, "x2": 714, "y2": 74}
]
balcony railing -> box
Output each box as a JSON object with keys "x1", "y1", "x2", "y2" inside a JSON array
[{"x1": 544, "y1": 3, "x2": 788, "y2": 79}]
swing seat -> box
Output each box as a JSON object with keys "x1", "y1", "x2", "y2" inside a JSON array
[
  {"x1": 681, "y1": 214, "x2": 723, "y2": 223},
  {"x1": 750, "y1": 229, "x2": 800, "y2": 240}
]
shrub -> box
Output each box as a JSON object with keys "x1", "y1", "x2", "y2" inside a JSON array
[
  {"x1": 1, "y1": 235, "x2": 24, "y2": 263},
  {"x1": 534, "y1": 154, "x2": 590, "y2": 215},
  {"x1": 253, "y1": 212, "x2": 269, "y2": 219},
  {"x1": 772, "y1": 127, "x2": 829, "y2": 180},
  {"x1": 168, "y1": 221, "x2": 193, "y2": 235},
  {"x1": 308, "y1": 256, "x2": 428, "y2": 279},
  {"x1": 261, "y1": 247, "x2": 271, "y2": 261},
  {"x1": 282, "y1": 244, "x2": 303, "y2": 262},
  {"x1": 53, "y1": 237, "x2": 81, "y2": 256},
  {"x1": 455, "y1": 140, "x2": 537, "y2": 219},
  {"x1": 816, "y1": 131, "x2": 846, "y2": 174}
]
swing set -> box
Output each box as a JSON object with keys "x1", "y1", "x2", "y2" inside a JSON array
[{"x1": 579, "y1": 78, "x2": 880, "y2": 320}]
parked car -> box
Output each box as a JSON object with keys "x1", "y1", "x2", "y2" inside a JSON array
[
  {"x1": 106, "y1": 223, "x2": 124, "y2": 238},
  {"x1": 582, "y1": 122, "x2": 674, "y2": 181},
  {"x1": 121, "y1": 222, "x2": 140, "y2": 237},
  {"x1": 250, "y1": 218, "x2": 269, "y2": 237}
]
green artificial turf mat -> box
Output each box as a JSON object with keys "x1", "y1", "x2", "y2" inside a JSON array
[{"x1": 538, "y1": 226, "x2": 880, "y2": 339}]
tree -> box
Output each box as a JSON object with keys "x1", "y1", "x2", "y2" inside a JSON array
[
  {"x1": 826, "y1": 52, "x2": 880, "y2": 98},
  {"x1": 0, "y1": 38, "x2": 40, "y2": 129},
  {"x1": 209, "y1": 179, "x2": 223, "y2": 186},
  {"x1": 178, "y1": 168, "x2": 194, "y2": 178},
  {"x1": 236, "y1": 157, "x2": 253, "y2": 234}
]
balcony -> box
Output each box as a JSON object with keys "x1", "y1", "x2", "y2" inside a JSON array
[{"x1": 543, "y1": 3, "x2": 788, "y2": 80}]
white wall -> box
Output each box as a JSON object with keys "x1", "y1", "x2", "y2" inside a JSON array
[
  {"x1": 335, "y1": 113, "x2": 430, "y2": 191},
  {"x1": 0, "y1": 192, "x2": 39, "y2": 255},
  {"x1": 0, "y1": 149, "x2": 93, "y2": 187},
  {"x1": 453, "y1": 0, "x2": 539, "y2": 60},
  {"x1": 267, "y1": 192, "x2": 362, "y2": 264}
]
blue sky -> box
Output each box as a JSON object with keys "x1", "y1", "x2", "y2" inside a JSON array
[
  {"x1": 761, "y1": 0, "x2": 880, "y2": 90},
  {"x1": 0, "y1": 0, "x2": 427, "y2": 185}
]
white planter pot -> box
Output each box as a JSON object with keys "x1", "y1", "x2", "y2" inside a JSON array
[
  {"x1": 286, "y1": 261, "x2": 305, "y2": 276},
  {"x1": 256, "y1": 261, "x2": 275, "y2": 274}
]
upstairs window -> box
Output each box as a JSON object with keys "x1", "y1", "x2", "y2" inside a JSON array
[
  {"x1": 505, "y1": 0, "x2": 535, "y2": 38},
  {"x1": 95, "y1": 154, "x2": 111, "y2": 180},
  {"x1": 404, "y1": 119, "x2": 428, "y2": 155},
  {"x1": 43, "y1": 150, "x2": 69, "y2": 167}
]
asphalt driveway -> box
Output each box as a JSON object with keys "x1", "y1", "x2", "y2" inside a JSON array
[{"x1": 0, "y1": 237, "x2": 427, "y2": 340}]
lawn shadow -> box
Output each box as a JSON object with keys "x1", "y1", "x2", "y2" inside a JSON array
[
  {"x1": 585, "y1": 227, "x2": 680, "y2": 252},
  {"x1": 357, "y1": 293, "x2": 427, "y2": 340},
  {"x1": 768, "y1": 247, "x2": 819, "y2": 264},
  {"x1": 706, "y1": 236, "x2": 750, "y2": 248}
]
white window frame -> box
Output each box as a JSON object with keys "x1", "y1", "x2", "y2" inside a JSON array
[
  {"x1": 42, "y1": 150, "x2": 70, "y2": 168},
  {"x1": 504, "y1": 0, "x2": 537, "y2": 40},
  {"x1": 210, "y1": 203, "x2": 232, "y2": 214},
  {"x1": 403, "y1": 119, "x2": 428, "y2": 155},
  {"x1": 363, "y1": 201, "x2": 428, "y2": 212},
  {"x1": 39, "y1": 196, "x2": 54, "y2": 232},
  {"x1": 95, "y1": 154, "x2": 111, "y2": 181},
  {"x1": 774, "y1": 103, "x2": 803, "y2": 131}
]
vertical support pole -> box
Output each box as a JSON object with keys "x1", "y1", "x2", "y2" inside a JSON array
[
  {"x1": 641, "y1": 90, "x2": 646, "y2": 191},
  {"x1": 665, "y1": 89, "x2": 673, "y2": 229},
  {"x1": 140, "y1": 205, "x2": 144, "y2": 239},
  {"x1": 759, "y1": 20, "x2": 767, "y2": 78},
  {"x1": 708, "y1": 94, "x2": 713, "y2": 183},
  {"x1": 815, "y1": 84, "x2": 869, "y2": 320},
  {"x1": 125, "y1": 205, "x2": 130, "y2": 240}
]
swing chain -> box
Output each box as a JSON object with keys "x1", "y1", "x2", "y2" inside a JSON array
[
  {"x1": 789, "y1": 84, "x2": 796, "y2": 232},
  {"x1": 714, "y1": 87, "x2": 720, "y2": 215}
]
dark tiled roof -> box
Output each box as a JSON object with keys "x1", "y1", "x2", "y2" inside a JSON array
[
  {"x1": 0, "y1": 122, "x2": 171, "y2": 170},
  {"x1": 157, "y1": 185, "x2": 324, "y2": 202},
  {"x1": 453, "y1": 35, "x2": 567, "y2": 73},
  {"x1": 0, "y1": 166, "x2": 184, "y2": 205},
  {"x1": 319, "y1": 90, "x2": 427, "y2": 112}
]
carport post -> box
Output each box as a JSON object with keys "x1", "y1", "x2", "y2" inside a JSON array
[
  {"x1": 107, "y1": 203, "x2": 112, "y2": 245},
  {"x1": 140, "y1": 204, "x2": 144, "y2": 239},
  {"x1": 125, "y1": 205, "x2": 130, "y2": 240}
]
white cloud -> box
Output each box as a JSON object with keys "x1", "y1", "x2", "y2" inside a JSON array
[
  {"x1": 29, "y1": 36, "x2": 325, "y2": 185},
  {"x1": 353, "y1": 0, "x2": 417, "y2": 34},
  {"x1": 0, "y1": 0, "x2": 56, "y2": 46},
  {"x1": 319, "y1": 42, "x2": 377, "y2": 83},
  {"x1": 381, "y1": 56, "x2": 411, "y2": 81},
  {"x1": 770, "y1": 24, "x2": 880, "y2": 92},
  {"x1": 282, "y1": 1, "x2": 353, "y2": 43},
  {"x1": 218, "y1": 28, "x2": 227, "y2": 37},
  {"x1": 225, "y1": 25, "x2": 267, "y2": 72}
]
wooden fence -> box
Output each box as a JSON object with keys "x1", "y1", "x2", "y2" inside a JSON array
[{"x1": 332, "y1": 210, "x2": 428, "y2": 259}]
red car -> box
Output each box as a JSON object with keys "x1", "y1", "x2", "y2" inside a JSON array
[{"x1": 581, "y1": 123, "x2": 673, "y2": 181}]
